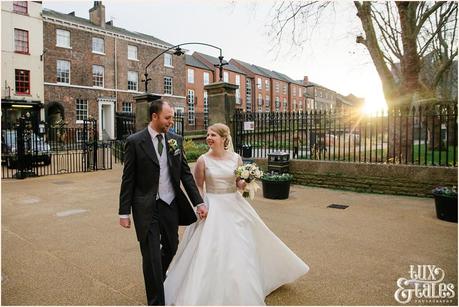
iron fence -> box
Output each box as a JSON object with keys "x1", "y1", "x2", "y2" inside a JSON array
[
  {"x1": 2, "y1": 118, "x2": 113, "y2": 179},
  {"x1": 233, "y1": 104, "x2": 457, "y2": 167}
]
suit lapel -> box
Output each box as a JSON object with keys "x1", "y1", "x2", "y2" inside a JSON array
[
  {"x1": 165, "y1": 133, "x2": 179, "y2": 181},
  {"x1": 140, "y1": 128, "x2": 159, "y2": 166}
]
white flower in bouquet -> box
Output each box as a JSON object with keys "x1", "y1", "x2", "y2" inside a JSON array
[
  {"x1": 241, "y1": 170, "x2": 250, "y2": 179},
  {"x1": 234, "y1": 163, "x2": 263, "y2": 199}
]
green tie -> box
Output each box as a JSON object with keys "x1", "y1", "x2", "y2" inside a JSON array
[{"x1": 157, "y1": 134, "x2": 164, "y2": 156}]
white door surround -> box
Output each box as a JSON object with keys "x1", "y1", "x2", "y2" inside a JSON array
[{"x1": 98, "y1": 97, "x2": 115, "y2": 140}]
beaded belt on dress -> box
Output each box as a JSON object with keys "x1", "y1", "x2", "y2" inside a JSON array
[{"x1": 206, "y1": 187, "x2": 237, "y2": 194}]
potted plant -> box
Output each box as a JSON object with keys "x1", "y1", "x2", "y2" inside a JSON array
[
  {"x1": 261, "y1": 172, "x2": 293, "y2": 200},
  {"x1": 432, "y1": 186, "x2": 457, "y2": 223}
]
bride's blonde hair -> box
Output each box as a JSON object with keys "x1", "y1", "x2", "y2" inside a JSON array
[{"x1": 208, "y1": 123, "x2": 231, "y2": 149}]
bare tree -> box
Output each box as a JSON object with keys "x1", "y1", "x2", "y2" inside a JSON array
[
  {"x1": 270, "y1": 1, "x2": 457, "y2": 161},
  {"x1": 270, "y1": 1, "x2": 458, "y2": 107}
]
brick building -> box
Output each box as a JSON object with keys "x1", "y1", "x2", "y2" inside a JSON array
[
  {"x1": 192, "y1": 52, "x2": 247, "y2": 110},
  {"x1": 42, "y1": 2, "x2": 186, "y2": 140}
]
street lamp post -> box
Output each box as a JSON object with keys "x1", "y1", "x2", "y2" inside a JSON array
[{"x1": 142, "y1": 42, "x2": 227, "y2": 93}]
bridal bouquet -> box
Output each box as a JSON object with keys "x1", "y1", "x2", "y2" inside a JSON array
[{"x1": 235, "y1": 163, "x2": 263, "y2": 199}]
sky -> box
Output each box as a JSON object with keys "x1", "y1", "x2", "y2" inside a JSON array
[{"x1": 43, "y1": 0, "x2": 388, "y2": 112}]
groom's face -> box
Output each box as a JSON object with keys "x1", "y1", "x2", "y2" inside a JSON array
[{"x1": 152, "y1": 103, "x2": 174, "y2": 133}]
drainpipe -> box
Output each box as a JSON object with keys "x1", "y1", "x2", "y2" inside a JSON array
[{"x1": 114, "y1": 37, "x2": 118, "y2": 111}]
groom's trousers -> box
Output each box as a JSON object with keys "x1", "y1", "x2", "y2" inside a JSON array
[{"x1": 139, "y1": 198, "x2": 179, "y2": 306}]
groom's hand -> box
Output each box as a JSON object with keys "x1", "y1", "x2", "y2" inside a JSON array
[{"x1": 119, "y1": 217, "x2": 131, "y2": 228}]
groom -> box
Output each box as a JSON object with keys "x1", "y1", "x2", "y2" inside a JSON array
[{"x1": 119, "y1": 99, "x2": 208, "y2": 305}]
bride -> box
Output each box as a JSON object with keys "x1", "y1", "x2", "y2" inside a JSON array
[{"x1": 164, "y1": 123, "x2": 309, "y2": 305}]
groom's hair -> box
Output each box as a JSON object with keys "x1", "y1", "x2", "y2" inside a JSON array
[{"x1": 149, "y1": 99, "x2": 166, "y2": 119}]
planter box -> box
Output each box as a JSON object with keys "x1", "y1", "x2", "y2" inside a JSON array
[
  {"x1": 433, "y1": 193, "x2": 458, "y2": 223},
  {"x1": 262, "y1": 179, "x2": 291, "y2": 199}
]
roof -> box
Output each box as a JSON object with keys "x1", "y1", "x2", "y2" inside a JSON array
[
  {"x1": 251, "y1": 64, "x2": 280, "y2": 80},
  {"x1": 185, "y1": 54, "x2": 211, "y2": 71},
  {"x1": 193, "y1": 52, "x2": 244, "y2": 74},
  {"x1": 42, "y1": 8, "x2": 173, "y2": 49},
  {"x1": 230, "y1": 59, "x2": 267, "y2": 77}
]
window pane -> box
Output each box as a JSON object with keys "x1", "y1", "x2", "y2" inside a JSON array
[
  {"x1": 128, "y1": 45, "x2": 138, "y2": 60},
  {"x1": 203, "y1": 72, "x2": 209, "y2": 85},
  {"x1": 164, "y1": 53, "x2": 172, "y2": 67},
  {"x1": 122, "y1": 102, "x2": 132, "y2": 113},
  {"x1": 15, "y1": 69, "x2": 30, "y2": 94},
  {"x1": 76, "y1": 99, "x2": 88, "y2": 121},
  {"x1": 187, "y1": 90, "x2": 195, "y2": 125},
  {"x1": 57, "y1": 60, "x2": 70, "y2": 83},
  {"x1": 13, "y1": 1, "x2": 27, "y2": 14},
  {"x1": 14, "y1": 29, "x2": 29, "y2": 53},
  {"x1": 187, "y1": 69, "x2": 194, "y2": 84},
  {"x1": 56, "y1": 29, "x2": 70, "y2": 48},
  {"x1": 128, "y1": 71, "x2": 138, "y2": 91},
  {"x1": 92, "y1": 37, "x2": 104, "y2": 53},
  {"x1": 92, "y1": 65, "x2": 104, "y2": 87},
  {"x1": 164, "y1": 77, "x2": 172, "y2": 94}
]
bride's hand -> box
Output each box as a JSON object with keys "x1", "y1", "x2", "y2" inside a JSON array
[{"x1": 237, "y1": 179, "x2": 247, "y2": 190}]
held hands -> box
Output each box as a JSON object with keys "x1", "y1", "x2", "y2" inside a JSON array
[
  {"x1": 119, "y1": 217, "x2": 131, "y2": 228},
  {"x1": 196, "y1": 204, "x2": 208, "y2": 220}
]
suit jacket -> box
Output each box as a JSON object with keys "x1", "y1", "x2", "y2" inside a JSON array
[{"x1": 119, "y1": 128, "x2": 203, "y2": 242}]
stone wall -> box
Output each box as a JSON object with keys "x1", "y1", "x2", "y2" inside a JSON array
[{"x1": 254, "y1": 158, "x2": 457, "y2": 197}]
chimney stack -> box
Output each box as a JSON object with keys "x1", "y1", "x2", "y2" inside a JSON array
[
  {"x1": 89, "y1": 1, "x2": 105, "y2": 28},
  {"x1": 303, "y1": 76, "x2": 309, "y2": 84}
]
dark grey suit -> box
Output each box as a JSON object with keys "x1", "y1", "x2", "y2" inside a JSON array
[{"x1": 119, "y1": 127, "x2": 203, "y2": 305}]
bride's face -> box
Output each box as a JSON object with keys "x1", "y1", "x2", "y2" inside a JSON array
[{"x1": 206, "y1": 129, "x2": 223, "y2": 149}]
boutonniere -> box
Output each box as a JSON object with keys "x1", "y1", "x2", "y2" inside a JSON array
[{"x1": 168, "y1": 139, "x2": 179, "y2": 154}]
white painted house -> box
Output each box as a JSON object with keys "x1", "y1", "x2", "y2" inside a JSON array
[{"x1": 1, "y1": 1, "x2": 44, "y2": 127}]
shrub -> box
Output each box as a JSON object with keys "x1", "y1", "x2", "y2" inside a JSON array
[{"x1": 183, "y1": 138, "x2": 208, "y2": 162}]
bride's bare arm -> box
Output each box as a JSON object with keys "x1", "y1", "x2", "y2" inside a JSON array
[{"x1": 194, "y1": 156, "x2": 205, "y2": 198}]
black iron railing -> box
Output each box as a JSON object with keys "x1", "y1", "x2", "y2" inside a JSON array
[{"x1": 233, "y1": 104, "x2": 457, "y2": 167}]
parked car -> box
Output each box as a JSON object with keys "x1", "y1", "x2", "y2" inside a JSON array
[{"x1": 1, "y1": 130, "x2": 51, "y2": 169}]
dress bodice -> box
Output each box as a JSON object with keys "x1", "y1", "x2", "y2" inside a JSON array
[{"x1": 203, "y1": 152, "x2": 239, "y2": 194}]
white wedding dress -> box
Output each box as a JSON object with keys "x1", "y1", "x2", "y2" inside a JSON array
[{"x1": 164, "y1": 152, "x2": 309, "y2": 305}]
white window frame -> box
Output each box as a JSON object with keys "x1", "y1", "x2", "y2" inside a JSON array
[
  {"x1": 122, "y1": 102, "x2": 132, "y2": 113},
  {"x1": 92, "y1": 37, "x2": 105, "y2": 54},
  {"x1": 258, "y1": 93, "x2": 263, "y2": 112},
  {"x1": 76, "y1": 98, "x2": 88, "y2": 123},
  {"x1": 56, "y1": 60, "x2": 70, "y2": 84},
  {"x1": 187, "y1": 68, "x2": 194, "y2": 84},
  {"x1": 164, "y1": 53, "x2": 173, "y2": 67},
  {"x1": 127, "y1": 71, "x2": 138, "y2": 91},
  {"x1": 128, "y1": 45, "x2": 138, "y2": 60},
  {"x1": 283, "y1": 98, "x2": 288, "y2": 111},
  {"x1": 203, "y1": 72, "x2": 210, "y2": 85},
  {"x1": 223, "y1": 71, "x2": 229, "y2": 83},
  {"x1": 187, "y1": 89, "x2": 195, "y2": 125},
  {"x1": 265, "y1": 95, "x2": 270, "y2": 112},
  {"x1": 265, "y1": 79, "x2": 270, "y2": 90},
  {"x1": 257, "y1": 77, "x2": 262, "y2": 90},
  {"x1": 92, "y1": 65, "x2": 104, "y2": 88},
  {"x1": 164, "y1": 76, "x2": 173, "y2": 95},
  {"x1": 56, "y1": 29, "x2": 71, "y2": 48}
]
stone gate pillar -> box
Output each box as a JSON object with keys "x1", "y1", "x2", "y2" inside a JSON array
[
  {"x1": 204, "y1": 82, "x2": 238, "y2": 135},
  {"x1": 133, "y1": 93, "x2": 161, "y2": 131}
]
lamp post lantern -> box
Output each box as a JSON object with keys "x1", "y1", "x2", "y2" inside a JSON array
[{"x1": 142, "y1": 42, "x2": 227, "y2": 93}]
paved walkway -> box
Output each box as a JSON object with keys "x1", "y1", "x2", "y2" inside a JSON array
[{"x1": 2, "y1": 164, "x2": 457, "y2": 305}]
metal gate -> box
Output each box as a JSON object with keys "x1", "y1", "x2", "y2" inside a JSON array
[{"x1": 1, "y1": 114, "x2": 113, "y2": 179}]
